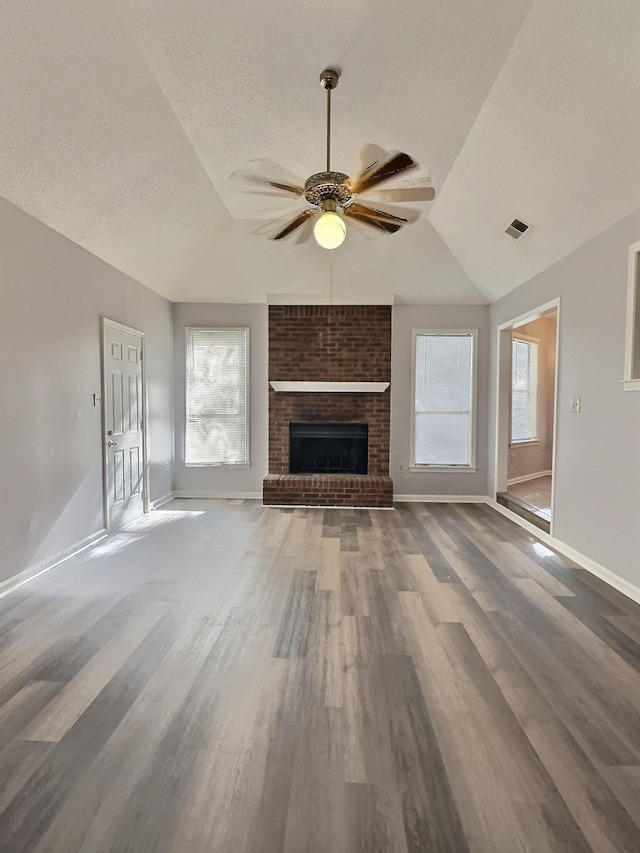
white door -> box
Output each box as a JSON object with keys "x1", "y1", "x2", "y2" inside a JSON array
[{"x1": 103, "y1": 320, "x2": 146, "y2": 531}]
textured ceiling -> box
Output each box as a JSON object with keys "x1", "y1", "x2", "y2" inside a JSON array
[
  {"x1": 0, "y1": 0, "x2": 637, "y2": 304},
  {"x1": 430, "y1": 0, "x2": 640, "y2": 300}
]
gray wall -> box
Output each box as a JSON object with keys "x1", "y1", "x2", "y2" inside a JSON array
[
  {"x1": 0, "y1": 197, "x2": 173, "y2": 586},
  {"x1": 391, "y1": 305, "x2": 490, "y2": 497},
  {"x1": 172, "y1": 303, "x2": 268, "y2": 497},
  {"x1": 173, "y1": 302, "x2": 489, "y2": 499},
  {"x1": 489, "y1": 208, "x2": 640, "y2": 589},
  {"x1": 508, "y1": 314, "x2": 557, "y2": 482}
]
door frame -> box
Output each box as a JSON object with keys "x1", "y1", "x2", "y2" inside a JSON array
[
  {"x1": 494, "y1": 298, "x2": 560, "y2": 535},
  {"x1": 101, "y1": 318, "x2": 149, "y2": 532}
]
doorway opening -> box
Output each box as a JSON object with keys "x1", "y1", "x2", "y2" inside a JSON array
[{"x1": 494, "y1": 300, "x2": 559, "y2": 534}]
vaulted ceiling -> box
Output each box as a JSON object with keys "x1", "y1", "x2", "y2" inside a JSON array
[{"x1": 1, "y1": 1, "x2": 638, "y2": 304}]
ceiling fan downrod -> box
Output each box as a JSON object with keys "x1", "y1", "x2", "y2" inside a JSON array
[
  {"x1": 320, "y1": 69, "x2": 339, "y2": 173},
  {"x1": 312, "y1": 69, "x2": 347, "y2": 248}
]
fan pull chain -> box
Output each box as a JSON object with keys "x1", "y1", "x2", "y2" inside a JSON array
[{"x1": 330, "y1": 250, "x2": 333, "y2": 305}]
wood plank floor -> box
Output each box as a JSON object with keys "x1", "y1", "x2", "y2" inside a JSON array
[
  {"x1": 0, "y1": 500, "x2": 639, "y2": 852},
  {"x1": 507, "y1": 475, "x2": 553, "y2": 517}
]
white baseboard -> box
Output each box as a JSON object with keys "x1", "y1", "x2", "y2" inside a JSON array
[
  {"x1": 0, "y1": 529, "x2": 108, "y2": 601},
  {"x1": 150, "y1": 493, "x2": 175, "y2": 510},
  {"x1": 507, "y1": 470, "x2": 553, "y2": 486},
  {"x1": 263, "y1": 504, "x2": 395, "y2": 510},
  {"x1": 486, "y1": 499, "x2": 640, "y2": 606},
  {"x1": 173, "y1": 490, "x2": 263, "y2": 500},
  {"x1": 176, "y1": 492, "x2": 485, "y2": 504},
  {"x1": 394, "y1": 494, "x2": 487, "y2": 503}
]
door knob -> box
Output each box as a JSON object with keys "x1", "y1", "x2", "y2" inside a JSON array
[{"x1": 107, "y1": 438, "x2": 118, "y2": 447}]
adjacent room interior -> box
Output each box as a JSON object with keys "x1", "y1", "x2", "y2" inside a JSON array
[
  {"x1": 1, "y1": 1, "x2": 639, "y2": 850},
  {"x1": 496, "y1": 305, "x2": 558, "y2": 532}
]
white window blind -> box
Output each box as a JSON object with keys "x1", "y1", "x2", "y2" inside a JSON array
[
  {"x1": 413, "y1": 332, "x2": 475, "y2": 466},
  {"x1": 511, "y1": 337, "x2": 538, "y2": 442},
  {"x1": 185, "y1": 327, "x2": 249, "y2": 466}
]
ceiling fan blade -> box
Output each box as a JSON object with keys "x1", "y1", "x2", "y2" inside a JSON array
[
  {"x1": 350, "y1": 150, "x2": 417, "y2": 195},
  {"x1": 253, "y1": 205, "x2": 307, "y2": 234},
  {"x1": 231, "y1": 172, "x2": 304, "y2": 198},
  {"x1": 358, "y1": 143, "x2": 388, "y2": 172},
  {"x1": 272, "y1": 208, "x2": 316, "y2": 241},
  {"x1": 294, "y1": 214, "x2": 317, "y2": 245},
  {"x1": 363, "y1": 185, "x2": 436, "y2": 203},
  {"x1": 345, "y1": 202, "x2": 408, "y2": 225},
  {"x1": 343, "y1": 209, "x2": 403, "y2": 234},
  {"x1": 265, "y1": 180, "x2": 305, "y2": 196},
  {"x1": 229, "y1": 159, "x2": 305, "y2": 200},
  {"x1": 356, "y1": 160, "x2": 435, "y2": 202}
]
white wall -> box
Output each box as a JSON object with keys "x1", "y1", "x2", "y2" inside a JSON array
[
  {"x1": 0, "y1": 197, "x2": 173, "y2": 586},
  {"x1": 391, "y1": 305, "x2": 489, "y2": 497},
  {"x1": 489, "y1": 208, "x2": 640, "y2": 590},
  {"x1": 172, "y1": 303, "x2": 268, "y2": 497}
]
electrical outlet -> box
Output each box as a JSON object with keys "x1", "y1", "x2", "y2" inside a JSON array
[
  {"x1": 398, "y1": 463, "x2": 405, "y2": 473},
  {"x1": 165, "y1": 461, "x2": 170, "y2": 472},
  {"x1": 93, "y1": 394, "x2": 102, "y2": 407},
  {"x1": 571, "y1": 397, "x2": 581, "y2": 413}
]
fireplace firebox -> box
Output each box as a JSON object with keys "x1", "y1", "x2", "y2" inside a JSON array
[{"x1": 289, "y1": 423, "x2": 368, "y2": 475}]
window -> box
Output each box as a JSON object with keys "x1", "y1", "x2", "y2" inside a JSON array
[
  {"x1": 185, "y1": 327, "x2": 249, "y2": 466},
  {"x1": 411, "y1": 330, "x2": 477, "y2": 469},
  {"x1": 511, "y1": 336, "x2": 538, "y2": 442},
  {"x1": 623, "y1": 239, "x2": 640, "y2": 391}
]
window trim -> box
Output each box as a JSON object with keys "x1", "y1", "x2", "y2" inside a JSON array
[
  {"x1": 410, "y1": 328, "x2": 478, "y2": 472},
  {"x1": 184, "y1": 326, "x2": 251, "y2": 468},
  {"x1": 623, "y1": 239, "x2": 640, "y2": 391},
  {"x1": 510, "y1": 333, "x2": 539, "y2": 445}
]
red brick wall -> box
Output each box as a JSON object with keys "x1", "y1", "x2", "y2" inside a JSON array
[
  {"x1": 267, "y1": 305, "x2": 391, "y2": 477},
  {"x1": 269, "y1": 305, "x2": 391, "y2": 382}
]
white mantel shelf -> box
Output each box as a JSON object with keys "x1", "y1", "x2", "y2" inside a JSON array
[{"x1": 270, "y1": 381, "x2": 390, "y2": 393}]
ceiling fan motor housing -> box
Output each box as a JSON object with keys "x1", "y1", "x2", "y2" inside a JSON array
[{"x1": 304, "y1": 171, "x2": 352, "y2": 207}]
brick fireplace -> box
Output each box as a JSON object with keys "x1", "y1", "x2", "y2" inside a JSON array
[{"x1": 263, "y1": 304, "x2": 393, "y2": 507}]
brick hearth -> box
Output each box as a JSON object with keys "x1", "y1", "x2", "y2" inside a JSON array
[
  {"x1": 264, "y1": 304, "x2": 393, "y2": 507},
  {"x1": 263, "y1": 474, "x2": 393, "y2": 507}
]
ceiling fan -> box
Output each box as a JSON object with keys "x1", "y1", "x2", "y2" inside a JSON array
[{"x1": 230, "y1": 69, "x2": 435, "y2": 249}]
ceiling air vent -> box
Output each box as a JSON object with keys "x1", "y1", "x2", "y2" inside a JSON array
[{"x1": 505, "y1": 218, "x2": 530, "y2": 240}]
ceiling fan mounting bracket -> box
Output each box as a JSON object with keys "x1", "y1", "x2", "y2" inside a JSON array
[
  {"x1": 304, "y1": 171, "x2": 352, "y2": 207},
  {"x1": 319, "y1": 69, "x2": 339, "y2": 90}
]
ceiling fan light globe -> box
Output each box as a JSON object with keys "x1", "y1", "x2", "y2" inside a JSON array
[{"x1": 314, "y1": 211, "x2": 346, "y2": 249}]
